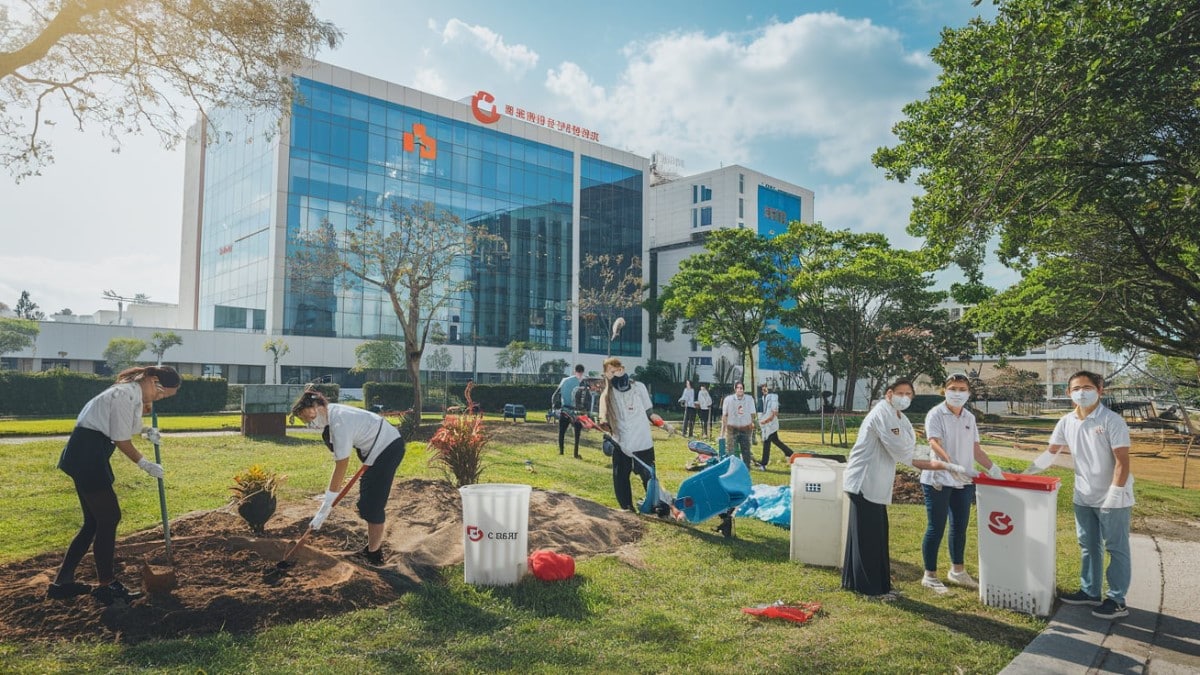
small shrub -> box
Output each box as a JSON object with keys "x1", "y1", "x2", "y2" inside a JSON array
[{"x1": 427, "y1": 383, "x2": 487, "y2": 486}]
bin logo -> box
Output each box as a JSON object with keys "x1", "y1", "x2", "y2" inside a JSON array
[
  {"x1": 466, "y1": 525, "x2": 484, "y2": 542},
  {"x1": 987, "y1": 511, "x2": 1014, "y2": 536}
]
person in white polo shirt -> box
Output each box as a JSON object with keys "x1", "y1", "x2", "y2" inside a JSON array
[
  {"x1": 1025, "y1": 370, "x2": 1133, "y2": 620},
  {"x1": 919, "y1": 372, "x2": 1005, "y2": 594},
  {"x1": 721, "y1": 382, "x2": 758, "y2": 468}
]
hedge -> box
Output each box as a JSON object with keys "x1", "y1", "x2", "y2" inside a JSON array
[
  {"x1": 0, "y1": 371, "x2": 227, "y2": 415},
  {"x1": 363, "y1": 382, "x2": 558, "y2": 413}
]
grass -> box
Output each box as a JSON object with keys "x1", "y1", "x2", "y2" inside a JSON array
[{"x1": 2, "y1": 420, "x2": 1198, "y2": 673}]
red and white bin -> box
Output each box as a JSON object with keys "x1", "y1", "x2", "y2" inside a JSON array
[{"x1": 974, "y1": 472, "x2": 1061, "y2": 616}]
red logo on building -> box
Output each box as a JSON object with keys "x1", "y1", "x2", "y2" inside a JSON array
[
  {"x1": 471, "y1": 90, "x2": 500, "y2": 124},
  {"x1": 466, "y1": 525, "x2": 483, "y2": 542},
  {"x1": 987, "y1": 511, "x2": 1014, "y2": 536}
]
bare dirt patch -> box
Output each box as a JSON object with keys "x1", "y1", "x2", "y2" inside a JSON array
[{"x1": 0, "y1": 478, "x2": 642, "y2": 644}]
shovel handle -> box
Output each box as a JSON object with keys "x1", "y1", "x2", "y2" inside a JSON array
[
  {"x1": 280, "y1": 463, "x2": 368, "y2": 564},
  {"x1": 151, "y1": 408, "x2": 172, "y2": 563}
]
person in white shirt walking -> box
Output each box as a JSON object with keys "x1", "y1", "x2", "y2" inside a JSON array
[
  {"x1": 919, "y1": 372, "x2": 1005, "y2": 594},
  {"x1": 841, "y1": 378, "x2": 973, "y2": 600},
  {"x1": 1025, "y1": 370, "x2": 1134, "y2": 620},
  {"x1": 757, "y1": 384, "x2": 795, "y2": 467},
  {"x1": 721, "y1": 382, "x2": 758, "y2": 468}
]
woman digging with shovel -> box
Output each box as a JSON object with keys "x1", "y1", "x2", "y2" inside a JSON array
[
  {"x1": 48, "y1": 366, "x2": 180, "y2": 605},
  {"x1": 290, "y1": 389, "x2": 406, "y2": 565}
]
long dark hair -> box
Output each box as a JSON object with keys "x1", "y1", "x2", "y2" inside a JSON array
[{"x1": 116, "y1": 365, "x2": 181, "y2": 389}]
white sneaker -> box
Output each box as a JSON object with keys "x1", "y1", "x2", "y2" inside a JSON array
[
  {"x1": 921, "y1": 576, "x2": 948, "y2": 594},
  {"x1": 947, "y1": 570, "x2": 978, "y2": 589}
]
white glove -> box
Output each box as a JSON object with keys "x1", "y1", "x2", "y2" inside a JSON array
[
  {"x1": 1101, "y1": 485, "x2": 1132, "y2": 511},
  {"x1": 137, "y1": 457, "x2": 164, "y2": 479},
  {"x1": 310, "y1": 490, "x2": 339, "y2": 531},
  {"x1": 141, "y1": 426, "x2": 162, "y2": 445},
  {"x1": 942, "y1": 463, "x2": 973, "y2": 483},
  {"x1": 1024, "y1": 450, "x2": 1056, "y2": 475},
  {"x1": 986, "y1": 463, "x2": 1005, "y2": 480}
]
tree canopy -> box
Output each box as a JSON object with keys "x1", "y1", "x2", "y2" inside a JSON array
[
  {"x1": 0, "y1": 316, "x2": 40, "y2": 356},
  {"x1": 1, "y1": 0, "x2": 341, "y2": 180},
  {"x1": 149, "y1": 330, "x2": 182, "y2": 364},
  {"x1": 103, "y1": 336, "x2": 146, "y2": 372},
  {"x1": 873, "y1": 0, "x2": 1200, "y2": 360}
]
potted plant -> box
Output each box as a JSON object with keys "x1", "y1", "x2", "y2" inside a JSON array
[{"x1": 230, "y1": 464, "x2": 284, "y2": 535}]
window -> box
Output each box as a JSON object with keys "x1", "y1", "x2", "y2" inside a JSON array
[
  {"x1": 692, "y1": 185, "x2": 698, "y2": 204},
  {"x1": 739, "y1": 173, "x2": 744, "y2": 194},
  {"x1": 700, "y1": 207, "x2": 712, "y2": 226},
  {"x1": 692, "y1": 208, "x2": 698, "y2": 229},
  {"x1": 700, "y1": 186, "x2": 712, "y2": 202},
  {"x1": 738, "y1": 198, "x2": 744, "y2": 218}
]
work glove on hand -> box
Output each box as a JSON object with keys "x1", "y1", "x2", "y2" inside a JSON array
[
  {"x1": 310, "y1": 490, "x2": 340, "y2": 531},
  {"x1": 137, "y1": 457, "x2": 164, "y2": 479},
  {"x1": 985, "y1": 463, "x2": 1005, "y2": 480},
  {"x1": 942, "y1": 463, "x2": 973, "y2": 483},
  {"x1": 1024, "y1": 450, "x2": 1056, "y2": 475},
  {"x1": 140, "y1": 426, "x2": 162, "y2": 445},
  {"x1": 1101, "y1": 485, "x2": 1132, "y2": 511}
]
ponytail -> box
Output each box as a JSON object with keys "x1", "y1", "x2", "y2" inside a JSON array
[{"x1": 115, "y1": 365, "x2": 181, "y2": 389}]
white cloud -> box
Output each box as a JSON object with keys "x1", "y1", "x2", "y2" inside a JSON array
[{"x1": 438, "y1": 18, "x2": 539, "y2": 77}]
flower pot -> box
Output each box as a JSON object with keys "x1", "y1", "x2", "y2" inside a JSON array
[{"x1": 237, "y1": 490, "x2": 277, "y2": 535}]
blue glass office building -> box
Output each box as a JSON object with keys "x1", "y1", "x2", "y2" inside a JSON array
[{"x1": 180, "y1": 62, "x2": 647, "y2": 371}]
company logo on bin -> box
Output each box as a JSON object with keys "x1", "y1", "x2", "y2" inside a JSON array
[
  {"x1": 465, "y1": 525, "x2": 521, "y2": 542},
  {"x1": 987, "y1": 511, "x2": 1014, "y2": 536},
  {"x1": 466, "y1": 525, "x2": 484, "y2": 542}
]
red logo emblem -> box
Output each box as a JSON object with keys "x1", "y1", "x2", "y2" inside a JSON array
[
  {"x1": 987, "y1": 511, "x2": 1014, "y2": 536},
  {"x1": 466, "y1": 525, "x2": 483, "y2": 542},
  {"x1": 471, "y1": 90, "x2": 501, "y2": 124}
]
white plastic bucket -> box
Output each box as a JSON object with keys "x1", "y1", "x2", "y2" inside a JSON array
[
  {"x1": 975, "y1": 473, "x2": 1060, "y2": 615},
  {"x1": 789, "y1": 458, "x2": 848, "y2": 567},
  {"x1": 459, "y1": 483, "x2": 532, "y2": 586}
]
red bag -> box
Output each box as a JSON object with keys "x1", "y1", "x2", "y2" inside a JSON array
[
  {"x1": 528, "y1": 549, "x2": 575, "y2": 581},
  {"x1": 742, "y1": 601, "x2": 822, "y2": 624}
]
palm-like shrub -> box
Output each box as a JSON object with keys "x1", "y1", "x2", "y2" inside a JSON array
[{"x1": 428, "y1": 383, "x2": 487, "y2": 486}]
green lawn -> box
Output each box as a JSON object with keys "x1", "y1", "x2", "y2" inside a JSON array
[{"x1": 2, "y1": 421, "x2": 1197, "y2": 673}]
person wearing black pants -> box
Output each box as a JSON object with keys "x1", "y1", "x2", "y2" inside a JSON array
[
  {"x1": 554, "y1": 365, "x2": 586, "y2": 457},
  {"x1": 51, "y1": 366, "x2": 181, "y2": 604},
  {"x1": 598, "y1": 357, "x2": 661, "y2": 512},
  {"x1": 758, "y1": 384, "x2": 794, "y2": 466}
]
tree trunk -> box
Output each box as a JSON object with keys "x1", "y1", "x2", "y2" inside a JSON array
[
  {"x1": 406, "y1": 348, "x2": 423, "y2": 427},
  {"x1": 842, "y1": 363, "x2": 859, "y2": 412}
]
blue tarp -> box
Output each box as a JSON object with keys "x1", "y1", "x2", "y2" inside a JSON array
[{"x1": 735, "y1": 484, "x2": 792, "y2": 528}]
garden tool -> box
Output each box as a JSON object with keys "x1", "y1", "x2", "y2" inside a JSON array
[
  {"x1": 272, "y1": 464, "x2": 368, "y2": 574},
  {"x1": 141, "y1": 408, "x2": 179, "y2": 593}
]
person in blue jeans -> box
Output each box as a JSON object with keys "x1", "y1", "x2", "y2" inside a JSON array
[{"x1": 1026, "y1": 370, "x2": 1133, "y2": 620}]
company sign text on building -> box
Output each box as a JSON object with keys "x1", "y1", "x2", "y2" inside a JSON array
[{"x1": 471, "y1": 90, "x2": 600, "y2": 142}]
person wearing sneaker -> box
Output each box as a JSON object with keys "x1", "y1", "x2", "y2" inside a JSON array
[
  {"x1": 720, "y1": 382, "x2": 757, "y2": 469},
  {"x1": 291, "y1": 389, "x2": 407, "y2": 566},
  {"x1": 1026, "y1": 371, "x2": 1133, "y2": 621},
  {"x1": 49, "y1": 366, "x2": 181, "y2": 604},
  {"x1": 920, "y1": 372, "x2": 1005, "y2": 593},
  {"x1": 842, "y1": 378, "x2": 975, "y2": 599}
]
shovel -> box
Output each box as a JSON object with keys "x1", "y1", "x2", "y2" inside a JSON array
[
  {"x1": 141, "y1": 408, "x2": 179, "y2": 594},
  {"x1": 270, "y1": 464, "x2": 368, "y2": 576}
]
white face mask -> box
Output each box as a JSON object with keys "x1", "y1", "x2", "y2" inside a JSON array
[
  {"x1": 889, "y1": 395, "x2": 912, "y2": 412},
  {"x1": 306, "y1": 409, "x2": 329, "y2": 429},
  {"x1": 1070, "y1": 389, "x2": 1099, "y2": 408},
  {"x1": 945, "y1": 391, "x2": 970, "y2": 407}
]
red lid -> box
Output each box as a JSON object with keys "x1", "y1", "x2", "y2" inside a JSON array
[{"x1": 975, "y1": 472, "x2": 1060, "y2": 492}]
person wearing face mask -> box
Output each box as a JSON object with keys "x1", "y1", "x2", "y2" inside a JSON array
[
  {"x1": 597, "y1": 357, "x2": 665, "y2": 513},
  {"x1": 1025, "y1": 371, "x2": 1133, "y2": 620},
  {"x1": 841, "y1": 378, "x2": 974, "y2": 600},
  {"x1": 919, "y1": 373, "x2": 1005, "y2": 594},
  {"x1": 721, "y1": 382, "x2": 758, "y2": 468},
  {"x1": 289, "y1": 389, "x2": 406, "y2": 565}
]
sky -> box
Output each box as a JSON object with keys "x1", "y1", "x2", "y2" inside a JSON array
[{"x1": 0, "y1": 0, "x2": 1007, "y2": 317}]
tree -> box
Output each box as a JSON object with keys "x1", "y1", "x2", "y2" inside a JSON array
[
  {"x1": 57, "y1": 308, "x2": 73, "y2": 316},
  {"x1": 659, "y1": 228, "x2": 781, "y2": 394},
  {"x1": 873, "y1": 0, "x2": 1200, "y2": 360},
  {"x1": 424, "y1": 345, "x2": 453, "y2": 409},
  {"x1": 540, "y1": 358, "x2": 570, "y2": 383},
  {"x1": 496, "y1": 341, "x2": 536, "y2": 383},
  {"x1": 263, "y1": 338, "x2": 290, "y2": 385},
  {"x1": 103, "y1": 337, "x2": 147, "y2": 372},
  {"x1": 986, "y1": 364, "x2": 1044, "y2": 415},
  {"x1": 577, "y1": 253, "x2": 645, "y2": 356},
  {"x1": 0, "y1": 317, "x2": 40, "y2": 357},
  {"x1": 14, "y1": 291, "x2": 44, "y2": 320},
  {"x1": 351, "y1": 338, "x2": 403, "y2": 383},
  {"x1": 148, "y1": 330, "x2": 182, "y2": 365},
  {"x1": 861, "y1": 307, "x2": 976, "y2": 401},
  {"x1": 292, "y1": 199, "x2": 500, "y2": 422},
  {"x1": 0, "y1": 0, "x2": 342, "y2": 181}
]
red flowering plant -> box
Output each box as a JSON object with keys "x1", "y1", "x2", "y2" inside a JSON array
[{"x1": 428, "y1": 382, "x2": 488, "y2": 486}]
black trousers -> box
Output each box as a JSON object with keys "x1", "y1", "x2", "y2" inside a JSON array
[
  {"x1": 57, "y1": 481, "x2": 121, "y2": 584},
  {"x1": 558, "y1": 410, "x2": 582, "y2": 454},
  {"x1": 842, "y1": 491, "x2": 892, "y2": 597},
  {"x1": 612, "y1": 448, "x2": 655, "y2": 510},
  {"x1": 682, "y1": 406, "x2": 698, "y2": 436},
  {"x1": 760, "y1": 430, "x2": 795, "y2": 465},
  {"x1": 357, "y1": 438, "x2": 406, "y2": 524}
]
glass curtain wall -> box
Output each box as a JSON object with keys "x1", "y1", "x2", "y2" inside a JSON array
[{"x1": 579, "y1": 157, "x2": 644, "y2": 356}]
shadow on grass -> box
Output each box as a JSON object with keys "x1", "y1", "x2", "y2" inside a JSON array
[{"x1": 893, "y1": 594, "x2": 1041, "y2": 650}]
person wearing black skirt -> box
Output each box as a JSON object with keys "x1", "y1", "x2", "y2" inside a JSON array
[
  {"x1": 49, "y1": 366, "x2": 181, "y2": 605},
  {"x1": 841, "y1": 378, "x2": 972, "y2": 600}
]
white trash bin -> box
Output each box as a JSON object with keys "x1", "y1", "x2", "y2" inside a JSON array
[
  {"x1": 975, "y1": 473, "x2": 1061, "y2": 616},
  {"x1": 790, "y1": 458, "x2": 848, "y2": 567},
  {"x1": 460, "y1": 483, "x2": 532, "y2": 586}
]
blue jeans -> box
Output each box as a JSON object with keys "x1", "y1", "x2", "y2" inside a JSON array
[
  {"x1": 921, "y1": 483, "x2": 975, "y2": 572},
  {"x1": 1073, "y1": 503, "x2": 1132, "y2": 603}
]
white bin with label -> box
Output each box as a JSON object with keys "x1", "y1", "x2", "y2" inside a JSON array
[
  {"x1": 790, "y1": 458, "x2": 848, "y2": 567},
  {"x1": 460, "y1": 483, "x2": 532, "y2": 586},
  {"x1": 975, "y1": 473, "x2": 1061, "y2": 616}
]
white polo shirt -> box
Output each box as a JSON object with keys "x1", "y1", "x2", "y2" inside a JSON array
[
  {"x1": 843, "y1": 400, "x2": 915, "y2": 504},
  {"x1": 759, "y1": 393, "x2": 781, "y2": 437},
  {"x1": 327, "y1": 404, "x2": 401, "y2": 465},
  {"x1": 921, "y1": 402, "x2": 980, "y2": 488},
  {"x1": 1049, "y1": 405, "x2": 1134, "y2": 508},
  {"x1": 722, "y1": 393, "x2": 756, "y2": 428},
  {"x1": 77, "y1": 382, "x2": 144, "y2": 442},
  {"x1": 602, "y1": 381, "x2": 654, "y2": 455}
]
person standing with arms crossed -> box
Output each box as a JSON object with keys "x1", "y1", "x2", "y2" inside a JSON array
[
  {"x1": 553, "y1": 364, "x2": 586, "y2": 458},
  {"x1": 721, "y1": 382, "x2": 758, "y2": 469},
  {"x1": 1025, "y1": 370, "x2": 1134, "y2": 620},
  {"x1": 919, "y1": 372, "x2": 1005, "y2": 594},
  {"x1": 49, "y1": 366, "x2": 181, "y2": 604}
]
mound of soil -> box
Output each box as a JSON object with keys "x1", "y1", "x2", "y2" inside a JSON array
[{"x1": 0, "y1": 478, "x2": 643, "y2": 644}]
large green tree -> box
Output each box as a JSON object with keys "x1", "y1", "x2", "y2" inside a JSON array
[
  {"x1": 0, "y1": 0, "x2": 341, "y2": 180},
  {"x1": 103, "y1": 337, "x2": 147, "y2": 372},
  {"x1": 351, "y1": 338, "x2": 403, "y2": 383},
  {"x1": 874, "y1": 0, "x2": 1200, "y2": 360},
  {"x1": 0, "y1": 317, "x2": 40, "y2": 357}
]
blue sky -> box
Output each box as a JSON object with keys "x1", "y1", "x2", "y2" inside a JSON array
[{"x1": 0, "y1": 0, "x2": 1003, "y2": 315}]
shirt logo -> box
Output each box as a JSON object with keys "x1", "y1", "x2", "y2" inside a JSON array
[{"x1": 890, "y1": 428, "x2": 900, "y2": 435}]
